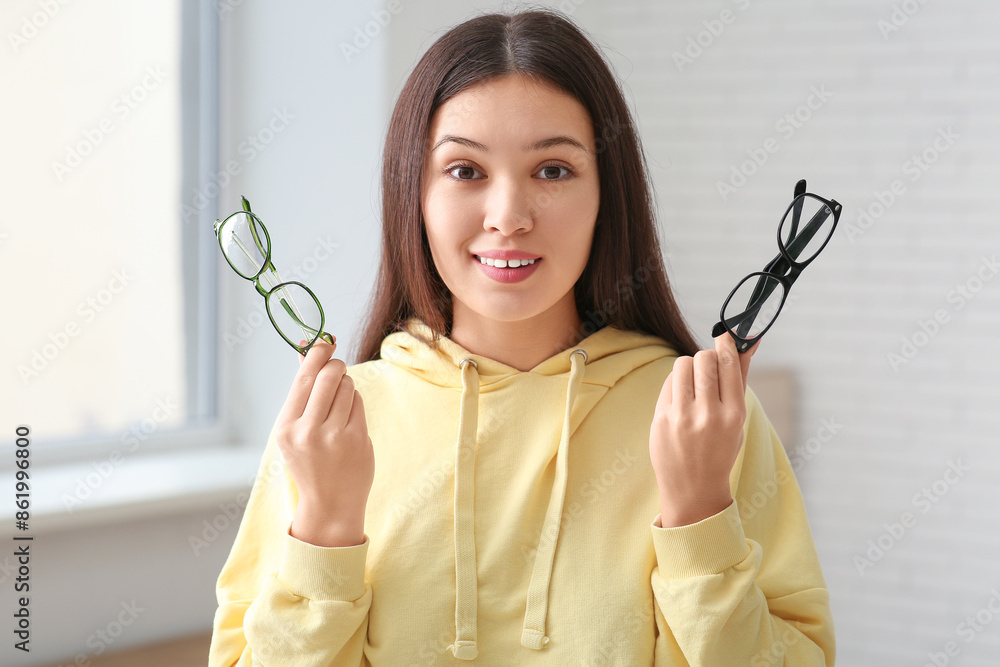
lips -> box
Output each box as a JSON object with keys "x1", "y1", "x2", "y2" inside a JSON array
[
  {"x1": 472, "y1": 254, "x2": 541, "y2": 284},
  {"x1": 472, "y1": 254, "x2": 539, "y2": 268}
]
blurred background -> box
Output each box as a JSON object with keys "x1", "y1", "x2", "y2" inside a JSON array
[{"x1": 1, "y1": 0, "x2": 998, "y2": 665}]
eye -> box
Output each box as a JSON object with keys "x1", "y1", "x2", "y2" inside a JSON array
[
  {"x1": 535, "y1": 164, "x2": 574, "y2": 180},
  {"x1": 446, "y1": 163, "x2": 484, "y2": 181}
]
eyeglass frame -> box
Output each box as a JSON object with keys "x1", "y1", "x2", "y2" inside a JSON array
[
  {"x1": 213, "y1": 196, "x2": 335, "y2": 354},
  {"x1": 711, "y1": 179, "x2": 842, "y2": 352}
]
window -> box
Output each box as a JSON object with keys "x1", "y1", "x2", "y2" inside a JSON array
[{"x1": 2, "y1": 1, "x2": 220, "y2": 461}]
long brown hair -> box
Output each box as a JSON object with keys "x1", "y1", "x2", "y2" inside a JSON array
[{"x1": 351, "y1": 8, "x2": 700, "y2": 364}]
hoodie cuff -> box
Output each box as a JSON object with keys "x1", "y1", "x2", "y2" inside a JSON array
[
  {"x1": 277, "y1": 530, "x2": 370, "y2": 601},
  {"x1": 650, "y1": 500, "x2": 751, "y2": 578}
]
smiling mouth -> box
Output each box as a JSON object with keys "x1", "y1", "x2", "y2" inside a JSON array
[{"x1": 472, "y1": 255, "x2": 541, "y2": 268}]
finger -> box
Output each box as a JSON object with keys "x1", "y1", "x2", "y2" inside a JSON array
[
  {"x1": 670, "y1": 356, "x2": 695, "y2": 408},
  {"x1": 693, "y1": 349, "x2": 722, "y2": 405},
  {"x1": 277, "y1": 340, "x2": 337, "y2": 423},
  {"x1": 302, "y1": 358, "x2": 348, "y2": 425},
  {"x1": 714, "y1": 333, "x2": 745, "y2": 407},
  {"x1": 656, "y1": 366, "x2": 673, "y2": 409},
  {"x1": 325, "y1": 372, "x2": 357, "y2": 430},
  {"x1": 345, "y1": 390, "x2": 369, "y2": 439}
]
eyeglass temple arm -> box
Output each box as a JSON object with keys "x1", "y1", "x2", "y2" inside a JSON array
[
  {"x1": 787, "y1": 179, "x2": 807, "y2": 238},
  {"x1": 241, "y1": 196, "x2": 271, "y2": 266},
  {"x1": 740, "y1": 183, "x2": 807, "y2": 322},
  {"x1": 784, "y1": 200, "x2": 837, "y2": 260},
  {"x1": 227, "y1": 234, "x2": 289, "y2": 300}
]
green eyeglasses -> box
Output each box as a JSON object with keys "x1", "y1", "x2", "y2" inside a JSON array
[{"x1": 214, "y1": 196, "x2": 334, "y2": 354}]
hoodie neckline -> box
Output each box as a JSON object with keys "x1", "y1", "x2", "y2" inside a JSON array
[{"x1": 379, "y1": 317, "x2": 676, "y2": 659}]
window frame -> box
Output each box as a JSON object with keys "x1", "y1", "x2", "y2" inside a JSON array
[{"x1": 13, "y1": 0, "x2": 231, "y2": 468}]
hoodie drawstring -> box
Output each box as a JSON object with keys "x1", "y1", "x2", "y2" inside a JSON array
[
  {"x1": 448, "y1": 357, "x2": 481, "y2": 660},
  {"x1": 447, "y1": 349, "x2": 588, "y2": 659}
]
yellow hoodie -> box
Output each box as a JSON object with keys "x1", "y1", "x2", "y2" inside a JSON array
[{"x1": 209, "y1": 317, "x2": 835, "y2": 666}]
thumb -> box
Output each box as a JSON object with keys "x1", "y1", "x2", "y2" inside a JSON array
[{"x1": 297, "y1": 339, "x2": 307, "y2": 364}]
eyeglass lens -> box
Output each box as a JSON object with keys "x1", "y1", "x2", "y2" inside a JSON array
[
  {"x1": 779, "y1": 194, "x2": 835, "y2": 264},
  {"x1": 724, "y1": 273, "x2": 786, "y2": 339},
  {"x1": 219, "y1": 211, "x2": 269, "y2": 278},
  {"x1": 266, "y1": 284, "x2": 324, "y2": 348}
]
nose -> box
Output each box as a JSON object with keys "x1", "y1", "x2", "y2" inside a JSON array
[{"x1": 483, "y1": 177, "x2": 534, "y2": 234}]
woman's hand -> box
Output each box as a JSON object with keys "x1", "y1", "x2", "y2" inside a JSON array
[
  {"x1": 649, "y1": 333, "x2": 758, "y2": 528},
  {"x1": 274, "y1": 338, "x2": 375, "y2": 547}
]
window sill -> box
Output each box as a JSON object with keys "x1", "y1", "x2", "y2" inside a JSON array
[{"x1": 1, "y1": 445, "x2": 264, "y2": 537}]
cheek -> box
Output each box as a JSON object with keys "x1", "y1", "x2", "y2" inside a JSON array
[
  {"x1": 423, "y1": 192, "x2": 474, "y2": 267},
  {"x1": 425, "y1": 189, "x2": 481, "y2": 241},
  {"x1": 548, "y1": 187, "x2": 599, "y2": 243}
]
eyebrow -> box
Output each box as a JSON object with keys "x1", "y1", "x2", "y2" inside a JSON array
[{"x1": 430, "y1": 134, "x2": 589, "y2": 154}]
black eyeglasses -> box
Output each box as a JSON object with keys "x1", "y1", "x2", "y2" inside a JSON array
[
  {"x1": 712, "y1": 179, "x2": 842, "y2": 352},
  {"x1": 214, "y1": 196, "x2": 335, "y2": 354}
]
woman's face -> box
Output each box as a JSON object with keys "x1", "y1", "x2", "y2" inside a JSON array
[{"x1": 421, "y1": 73, "x2": 600, "y2": 333}]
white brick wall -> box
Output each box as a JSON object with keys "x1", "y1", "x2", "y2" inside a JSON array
[
  {"x1": 390, "y1": 2, "x2": 1000, "y2": 663},
  {"x1": 586, "y1": 2, "x2": 1000, "y2": 664}
]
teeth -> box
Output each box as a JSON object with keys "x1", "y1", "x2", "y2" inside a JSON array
[{"x1": 476, "y1": 255, "x2": 537, "y2": 268}]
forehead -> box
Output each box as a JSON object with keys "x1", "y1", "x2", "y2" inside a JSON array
[{"x1": 428, "y1": 74, "x2": 595, "y2": 146}]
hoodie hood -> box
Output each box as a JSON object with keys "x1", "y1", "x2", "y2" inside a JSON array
[{"x1": 379, "y1": 316, "x2": 676, "y2": 659}]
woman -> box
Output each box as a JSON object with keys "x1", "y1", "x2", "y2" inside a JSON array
[{"x1": 209, "y1": 8, "x2": 835, "y2": 666}]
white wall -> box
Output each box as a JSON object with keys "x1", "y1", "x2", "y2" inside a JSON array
[{"x1": 589, "y1": 3, "x2": 1000, "y2": 665}]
